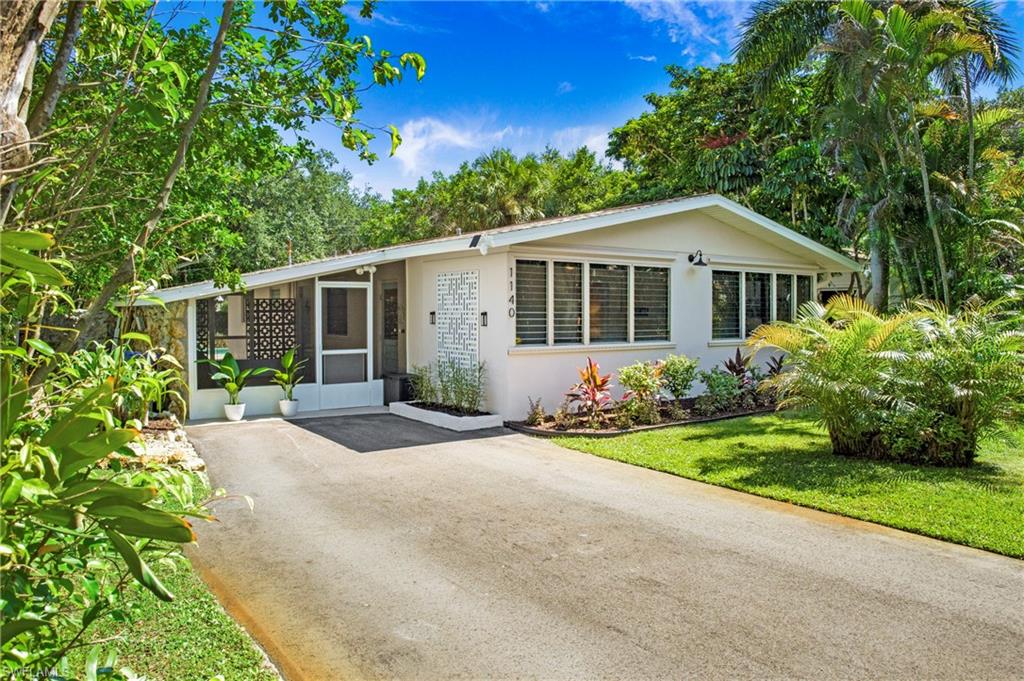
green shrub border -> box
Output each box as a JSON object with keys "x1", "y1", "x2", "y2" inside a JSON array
[{"x1": 504, "y1": 407, "x2": 777, "y2": 438}]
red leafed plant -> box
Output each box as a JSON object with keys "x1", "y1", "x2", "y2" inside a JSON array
[{"x1": 566, "y1": 356, "x2": 613, "y2": 428}]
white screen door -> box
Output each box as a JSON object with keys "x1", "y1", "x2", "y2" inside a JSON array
[{"x1": 316, "y1": 281, "x2": 373, "y2": 409}]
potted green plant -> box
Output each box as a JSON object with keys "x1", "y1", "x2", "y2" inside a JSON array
[
  {"x1": 200, "y1": 351, "x2": 272, "y2": 421},
  {"x1": 271, "y1": 347, "x2": 307, "y2": 417}
]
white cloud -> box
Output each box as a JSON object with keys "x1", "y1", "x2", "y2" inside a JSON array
[
  {"x1": 393, "y1": 117, "x2": 520, "y2": 176},
  {"x1": 628, "y1": 54, "x2": 658, "y2": 62},
  {"x1": 534, "y1": 2, "x2": 551, "y2": 12},
  {"x1": 550, "y1": 124, "x2": 612, "y2": 159},
  {"x1": 556, "y1": 81, "x2": 575, "y2": 95},
  {"x1": 340, "y1": 4, "x2": 446, "y2": 34},
  {"x1": 624, "y1": 0, "x2": 751, "y2": 49}
]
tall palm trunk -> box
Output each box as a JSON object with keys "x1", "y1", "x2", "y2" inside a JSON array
[
  {"x1": 964, "y1": 58, "x2": 975, "y2": 183},
  {"x1": 909, "y1": 108, "x2": 951, "y2": 306}
]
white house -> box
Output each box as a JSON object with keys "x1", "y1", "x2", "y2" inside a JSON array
[{"x1": 147, "y1": 194, "x2": 859, "y2": 421}]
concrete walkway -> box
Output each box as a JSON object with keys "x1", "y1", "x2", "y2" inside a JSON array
[{"x1": 187, "y1": 415, "x2": 1024, "y2": 680}]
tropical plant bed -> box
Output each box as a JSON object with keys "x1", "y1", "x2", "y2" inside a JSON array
[
  {"x1": 508, "y1": 404, "x2": 777, "y2": 437},
  {"x1": 389, "y1": 400, "x2": 505, "y2": 431}
]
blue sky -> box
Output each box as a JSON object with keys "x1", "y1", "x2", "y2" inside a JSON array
[{"x1": 290, "y1": 1, "x2": 1024, "y2": 196}]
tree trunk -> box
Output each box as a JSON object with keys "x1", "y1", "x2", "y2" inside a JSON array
[
  {"x1": 1, "y1": 0, "x2": 85, "y2": 226},
  {"x1": 60, "y1": 0, "x2": 235, "y2": 353},
  {"x1": 964, "y1": 58, "x2": 975, "y2": 184},
  {"x1": 909, "y1": 109, "x2": 951, "y2": 307},
  {"x1": 867, "y1": 196, "x2": 889, "y2": 311},
  {"x1": 26, "y1": 1, "x2": 84, "y2": 138},
  {"x1": 0, "y1": 0, "x2": 62, "y2": 171}
]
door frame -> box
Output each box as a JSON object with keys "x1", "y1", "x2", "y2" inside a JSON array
[{"x1": 314, "y1": 279, "x2": 377, "y2": 409}]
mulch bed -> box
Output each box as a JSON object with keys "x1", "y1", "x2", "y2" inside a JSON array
[
  {"x1": 405, "y1": 401, "x2": 493, "y2": 418},
  {"x1": 506, "y1": 406, "x2": 778, "y2": 438}
]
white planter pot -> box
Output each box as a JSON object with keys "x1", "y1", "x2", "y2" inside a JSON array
[
  {"x1": 223, "y1": 403, "x2": 246, "y2": 421},
  {"x1": 389, "y1": 401, "x2": 505, "y2": 432},
  {"x1": 279, "y1": 399, "x2": 299, "y2": 417}
]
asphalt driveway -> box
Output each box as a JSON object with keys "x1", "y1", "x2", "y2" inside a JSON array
[{"x1": 187, "y1": 415, "x2": 1024, "y2": 680}]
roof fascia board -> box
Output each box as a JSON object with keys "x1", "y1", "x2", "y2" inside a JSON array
[{"x1": 152, "y1": 193, "x2": 857, "y2": 303}]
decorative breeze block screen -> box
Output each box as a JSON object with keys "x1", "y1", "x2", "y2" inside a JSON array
[
  {"x1": 247, "y1": 297, "x2": 297, "y2": 360},
  {"x1": 436, "y1": 270, "x2": 479, "y2": 368}
]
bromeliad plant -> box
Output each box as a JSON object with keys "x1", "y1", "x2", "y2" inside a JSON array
[
  {"x1": 566, "y1": 357, "x2": 613, "y2": 428},
  {"x1": 200, "y1": 352, "x2": 272, "y2": 405},
  {"x1": 271, "y1": 347, "x2": 308, "y2": 401}
]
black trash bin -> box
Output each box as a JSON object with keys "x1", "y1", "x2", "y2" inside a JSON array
[{"x1": 383, "y1": 371, "x2": 414, "y2": 405}]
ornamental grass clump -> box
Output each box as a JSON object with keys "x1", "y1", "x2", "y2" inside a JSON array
[{"x1": 748, "y1": 294, "x2": 1024, "y2": 466}]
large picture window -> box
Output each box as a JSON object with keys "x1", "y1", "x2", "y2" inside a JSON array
[
  {"x1": 745, "y1": 272, "x2": 772, "y2": 333},
  {"x1": 775, "y1": 273, "x2": 793, "y2": 323},
  {"x1": 589, "y1": 264, "x2": 628, "y2": 343},
  {"x1": 712, "y1": 271, "x2": 741, "y2": 340},
  {"x1": 634, "y1": 266, "x2": 670, "y2": 341},
  {"x1": 712, "y1": 270, "x2": 816, "y2": 340},
  {"x1": 513, "y1": 259, "x2": 670, "y2": 346},
  {"x1": 515, "y1": 260, "x2": 548, "y2": 345},
  {"x1": 553, "y1": 261, "x2": 583, "y2": 344}
]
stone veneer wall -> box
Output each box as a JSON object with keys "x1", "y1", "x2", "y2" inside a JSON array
[{"x1": 136, "y1": 301, "x2": 189, "y2": 417}]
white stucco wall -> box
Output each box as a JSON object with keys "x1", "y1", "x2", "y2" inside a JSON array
[
  {"x1": 186, "y1": 209, "x2": 845, "y2": 421},
  {"x1": 402, "y1": 210, "x2": 833, "y2": 420},
  {"x1": 405, "y1": 250, "x2": 515, "y2": 416}
]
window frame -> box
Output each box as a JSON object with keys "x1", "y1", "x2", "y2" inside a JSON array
[
  {"x1": 709, "y1": 269, "x2": 817, "y2": 342},
  {"x1": 513, "y1": 257, "x2": 671, "y2": 348}
]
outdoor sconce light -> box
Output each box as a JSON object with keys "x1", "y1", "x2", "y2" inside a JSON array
[
  {"x1": 480, "y1": 311, "x2": 488, "y2": 327},
  {"x1": 215, "y1": 295, "x2": 225, "y2": 303},
  {"x1": 687, "y1": 249, "x2": 708, "y2": 267},
  {"x1": 429, "y1": 311, "x2": 436, "y2": 325}
]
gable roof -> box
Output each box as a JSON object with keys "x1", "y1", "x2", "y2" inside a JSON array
[{"x1": 150, "y1": 194, "x2": 860, "y2": 303}]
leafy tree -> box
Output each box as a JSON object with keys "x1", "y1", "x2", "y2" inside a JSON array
[
  {"x1": 359, "y1": 146, "x2": 628, "y2": 246},
  {"x1": 182, "y1": 152, "x2": 381, "y2": 281},
  {"x1": 735, "y1": 0, "x2": 1019, "y2": 308},
  {"x1": 3, "y1": 0, "x2": 425, "y2": 351}
]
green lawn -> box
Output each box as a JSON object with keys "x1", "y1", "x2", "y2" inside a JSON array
[
  {"x1": 66, "y1": 473, "x2": 278, "y2": 680},
  {"x1": 554, "y1": 412, "x2": 1024, "y2": 558},
  {"x1": 67, "y1": 563, "x2": 279, "y2": 680}
]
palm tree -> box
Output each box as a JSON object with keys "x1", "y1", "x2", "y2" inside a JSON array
[
  {"x1": 736, "y1": 0, "x2": 1018, "y2": 307},
  {"x1": 470, "y1": 149, "x2": 548, "y2": 228}
]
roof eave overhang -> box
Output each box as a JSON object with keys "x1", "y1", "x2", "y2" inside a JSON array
[{"x1": 147, "y1": 194, "x2": 858, "y2": 304}]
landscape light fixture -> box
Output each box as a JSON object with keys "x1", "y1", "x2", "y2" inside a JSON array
[{"x1": 688, "y1": 250, "x2": 708, "y2": 267}]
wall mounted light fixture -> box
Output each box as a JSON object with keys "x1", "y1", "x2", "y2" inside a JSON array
[
  {"x1": 687, "y1": 249, "x2": 708, "y2": 267},
  {"x1": 480, "y1": 311, "x2": 488, "y2": 327},
  {"x1": 429, "y1": 311, "x2": 436, "y2": 325}
]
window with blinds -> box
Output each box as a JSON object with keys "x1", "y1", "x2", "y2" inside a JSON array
[
  {"x1": 589, "y1": 264, "x2": 628, "y2": 343},
  {"x1": 775, "y1": 274, "x2": 793, "y2": 323},
  {"x1": 515, "y1": 259, "x2": 548, "y2": 345},
  {"x1": 553, "y1": 261, "x2": 583, "y2": 344},
  {"x1": 633, "y1": 266, "x2": 670, "y2": 341},
  {"x1": 796, "y1": 274, "x2": 814, "y2": 311},
  {"x1": 712, "y1": 270, "x2": 741, "y2": 339},
  {"x1": 745, "y1": 272, "x2": 772, "y2": 333}
]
